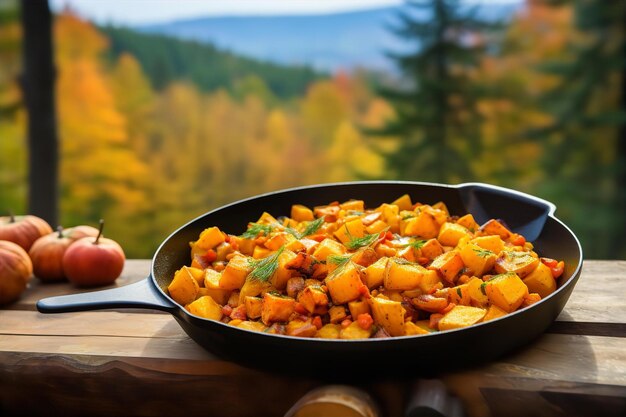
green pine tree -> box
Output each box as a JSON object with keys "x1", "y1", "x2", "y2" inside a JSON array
[
  {"x1": 537, "y1": 0, "x2": 625, "y2": 259},
  {"x1": 374, "y1": 0, "x2": 497, "y2": 183}
]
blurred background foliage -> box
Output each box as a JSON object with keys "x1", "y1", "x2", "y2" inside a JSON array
[{"x1": 0, "y1": 0, "x2": 624, "y2": 259}]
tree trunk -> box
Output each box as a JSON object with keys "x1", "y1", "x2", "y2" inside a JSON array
[{"x1": 20, "y1": 0, "x2": 58, "y2": 226}]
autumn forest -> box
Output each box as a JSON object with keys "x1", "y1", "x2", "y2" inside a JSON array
[{"x1": 0, "y1": 1, "x2": 624, "y2": 259}]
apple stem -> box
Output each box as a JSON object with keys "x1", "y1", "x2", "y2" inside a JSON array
[
  {"x1": 57, "y1": 225, "x2": 64, "y2": 238},
  {"x1": 95, "y1": 219, "x2": 104, "y2": 245}
]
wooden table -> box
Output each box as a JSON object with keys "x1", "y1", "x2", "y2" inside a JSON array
[{"x1": 1, "y1": 260, "x2": 624, "y2": 417}]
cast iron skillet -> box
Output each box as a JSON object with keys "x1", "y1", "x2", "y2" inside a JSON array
[{"x1": 37, "y1": 182, "x2": 583, "y2": 376}]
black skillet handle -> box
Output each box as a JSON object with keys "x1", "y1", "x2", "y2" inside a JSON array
[
  {"x1": 456, "y1": 182, "x2": 556, "y2": 242},
  {"x1": 37, "y1": 277, "x2": 176, "y2": 314}
]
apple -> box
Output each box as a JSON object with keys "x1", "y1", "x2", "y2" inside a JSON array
[
  {"x1": 62, "y1": 220, "x2": 126, "y2": 287},
  {"x1": 0, "y1": 214, "x2": 53, "y2": 251},
  {"x1": 0, "y1": 240, "x2": 33, "y2": 305},
  {"x1": 30, "y1": 225, "x2": 100, "y2": 282}
]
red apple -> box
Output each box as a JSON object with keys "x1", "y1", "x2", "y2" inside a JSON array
[
  {"x1": 30, "y1": 225, "x2": 101, "y2": 282},
  {"x1": 62, "y1": 220, "x2": 125, "y2": 287},
  {"x1": 0, "y1": 240, "x2": 33, "y2": 305},
  {"x1": 0, "y1": 214, "x2": 53, "y2": 251}
]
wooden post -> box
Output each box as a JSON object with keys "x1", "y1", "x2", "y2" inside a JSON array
[{"x1": 20, "y1": 0, "x2": 58, "y2": 226}]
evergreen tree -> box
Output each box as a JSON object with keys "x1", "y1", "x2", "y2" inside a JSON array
[
  {"x1": 538, "y1": 0, "x2": 625, "y2": 258},
  {"x1": 375, "y1": 0, "x2": 496, "y2": 183}
]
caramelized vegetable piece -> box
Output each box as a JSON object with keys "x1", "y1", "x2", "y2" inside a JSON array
[
  {"x1": 460, "y1": 243, "x2": 496, "y2": 276},
  {"x1": 480, "y1": 219, "x2": 512, "y2": 240},
  {"x1": 429, "y1": 250, "x2": 464, "y2": 283},
  {"x1": 193, "y1": 226, "x2": 226, "y2": 251},
  {"x1": 220, "y1": 253, "x2": 252, "y2": 290},
  {"x1": 364, "y1": 257, "x2": 388, "y2": 289},
  {"x1": 438, "y1": 222, "x2": 471, "y2": 247},
  {"x1": 326, "y1": 262, "x2": 365, "y2": 305},
  {"x1": 411, "y1": 294, "x2": 448, "y2": 313},
  {"x1": 485, "y1": 272, "x2": 529, "y2": 313},
  {"x1": 494, "y1": 251, "x2": 540, "y2": 278},
  {"x1": 438, "y1": 305, "x2": 487, "y2": 331},
  {"x1": 168, "y1": 266, "x2": 200, "y2": 305},
  {"x1": 522, "y1": 262, "x2": 557, "y2": 298},
  {"x1": 369, "y1": 296, "x2": 406, "y2": 336},
  {"x1": 261, "y1": 292, "x2": 296, "y2": 325},
  {"x1": 339, "y1": 321, "x2": 371, "y2": 339},
  {"x1": 385, "y1": 258, "x2": 427, "y2": 290},
  {"x1": 403, "y1": 211, "x2": 440, "y2": 239},
  {"x1": 186, "y1": 296, "x2": 223, "y2": 320}
]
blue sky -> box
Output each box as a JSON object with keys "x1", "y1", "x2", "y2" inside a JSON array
[{"x1": 49, "y1": 0, "x2": 520, "y2": 25}]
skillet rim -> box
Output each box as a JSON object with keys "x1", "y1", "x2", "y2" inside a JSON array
[{"x1": 150, "y1": 180, "x2": 584, "y2": 344}]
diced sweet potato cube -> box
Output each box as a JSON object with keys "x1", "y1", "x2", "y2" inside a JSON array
[
  {"x1": 480, "y1": 219, "x2": 512, "y2": 240},
  {"x1": 264, "y1": 232, "x2": 294, "y2": 251},
  {"x1": 220, "y1": 254, "x2": 251, "y2": 290},
  {"x1": 420, "y1": 238, "x2": 444, "y2": 260},
  {"x1": 369, "y1": 296, "x2": 406, "y2": 336},
  {"x1": 438, "y1": 305, "x2": 487, "y2": 331},
  {"x1": 186, "y1": 296, "x2": 223, "y2": 320},
  {"x1": 203, "y1": 270, "x2": 231, "y2": 304},
  {"x1": 404, "y1": 321, "x2": 430, "y2": 335},
  {"x1": 429, "y1": 250, "x2": 464, "y2": 283},
  {"x1": 494, "y1": 251, "x2": 540, "y2": 278},
  {"x1": 312, "y1": 238, "x2": 347, "y2": 261},
  {"x1": 328, "y1": 305, "x2": 348, "y2": 323},
  {"x1": 396, "y1": 246, "x2": 416, "y2": 262},
  {"x1": 351, "y1": 248, "x2": 379, "y2": 268},
  {"x1": 431, "y1": 202, "x2": 449, "y2": 217},
  {"x1": 403, "y1": 211, "x2": 440, "y2": 239},
  {"x1": 366, "y1": 220, "x2": 389, "y2": 235},
  {"x1": 235, "y1": 320, "x2": 267, "y2": 332},
  {"x1": 340, "y1": 199, "x2": 365, "y2": 212},
  {"x1": 168, "y1": 267, "x2": 200, "y2": 305},
  {"x1": 483, "y1": 304, "x2": 507, "y2": 322},
  {"x1": 378, "y1": 203, "x2": 400, "y2": 233},
  {"x1": 456, "y1": 214, "x2": 479, "y2": 231},
  {"x1": 261, "y1": 292, "x2": 295, "y2": 325},
  {"x1": 522, "y1": 262, "x2": 556, "y2": 298},
  {"x1": 326, "y1": 262, "x2": 365, "y2": 305},
  {"x1": 348, "y1": 299, "x2": 371, "y2": 318},
  {"x1": 466, "y1": 277, "x2": 488, "y2": 307},
  {"x1": 291, "y1": 204, "x2": 314, "y2": 222},
  {"x1": 286, "y1": 319, "x2": 318, "y2": 338},
  {"x1": 471, "y1": 235, "x2": 504, "y2": 254},
  {"x1": 184, "y1": 266, "x2": 205, "y2": 287},
  {"x1": 238, "y1": 278, "x2": 270, "y2": 305},
  {"x1": 297, "y1": 286, "x2": 329, "y2": 314},
  {"x1": 460, "y1": 243, "x2": 496, "y2": 276},
  {"x1": 385, "y1": 258, "x2": 427, "y2": 290},
  {"x1": 252, "y1": 246, "x2": 272, "y2": 259},
  {"x1": 392, "y1": 194, "x2": 413, "y2": 211},
  {"x1": 448, "y1": 283, "x2": 471, "y2": 306},
  {"x1": 334, "y1": 218, "x2": 365, "y2": 244},
  {"x1": 438, "y1": 222, "x2": 471, "y2": 247},
  {"x1": 244, "y1": 296, "x2": 263, "y2": 319},
  {"x1": 256, "y1": 211, "x2": 279, "y2": 225},
  {"x1": 269, "y1": 249, "x2": 298, "y2": 290},
  {"x1": 340, "y1": 321, "x2": 371, "y2": 339},
  {"x1": 193, "y1": 227, "x2": 225, "y2": 251},
  {"x1": 364, "y1": 257, "x2": 388, "y2": 289},
  {"x1": 418, "y1": 269, "x2": 443, "y2": 294},
  {"x1": 485, "y1": 272, "x2": 529, "y2": 313},
  {"x1": 316, "y1": 323, "x2": 341, "y2": 339}
]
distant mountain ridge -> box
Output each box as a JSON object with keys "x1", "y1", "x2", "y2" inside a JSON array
[{"x1": 137, "y1": 4, "x2": 522, "y2": 72}]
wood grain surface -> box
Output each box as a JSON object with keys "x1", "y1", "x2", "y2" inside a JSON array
[{"x1": 0, "y1": 260, "x2": 624, "y2": 417}]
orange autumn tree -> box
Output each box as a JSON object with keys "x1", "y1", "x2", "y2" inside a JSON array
[{"x1": 55, "y1": 12, "x2": 150, "y2": 254}]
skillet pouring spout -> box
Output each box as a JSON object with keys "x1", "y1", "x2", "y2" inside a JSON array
[{"x1": 36, "y1": 181, "x2": 583, "y2": 376}]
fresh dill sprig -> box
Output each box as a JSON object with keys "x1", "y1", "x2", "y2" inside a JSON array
[
  {"x1": 473, "y1": 248, "x2": 494, "y2": 258},
  {"x1": 248, "y1": 246, "x2": 285, "y2": 282},
  {"x1": 345, "y1": 229, "x2": 385, "y2": 251},
  {"x1": 299, "y1": 217, "x2": 325, "y2": 237},
  {"x1": 327, "y1": 254, "x2": 352, "y2": 268},
  {"x1": 404, "y1": 239, "x2": 427, "y2": 250},
  {"x1": 240, "y1": 223, "x2": 275, "y2": 239}
]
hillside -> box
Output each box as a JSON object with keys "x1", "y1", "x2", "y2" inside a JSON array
[
  {"x1": 138, "y1": 4, "x2": 521, "y2": 72},
  {"x1": 101, "y1": 26, "x2": 322, "y2": 99}
]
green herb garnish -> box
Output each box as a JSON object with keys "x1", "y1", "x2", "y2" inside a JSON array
[
  {"x1": 240, "y1": 223, "x2": 275, "y2": 239},
  {"x1": 456, "y1": 287, "x2": 463, "y2": 298},
  {"x1": 248, "y1": 246, "x2": 285, "y2": 282},
  {"x1": 345, "y1": 229, "x2": 384, "y2": 251},
  {"x1": 298, "y1": 217, "x2": 325, "y2": 238},
  {"x1": 404, "y1": 239, "x2": 427, "y2": 250},
  {"x1": 480, "y1": 282, "x2": 487, "y2": 296},
  {"x1": 327, "y1": 254, "x2": 352, "y2": 268},
  {"x1": 473, "y1": 248, "x2": 494, "y2": 258}
]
